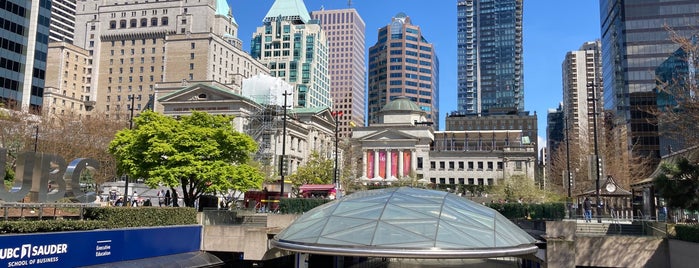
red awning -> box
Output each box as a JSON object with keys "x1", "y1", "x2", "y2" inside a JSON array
[{"x1": 300, "y1": 184, "x2": 335, "y2": 191}]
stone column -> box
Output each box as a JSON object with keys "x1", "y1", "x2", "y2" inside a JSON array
[
  {"x1": 374, "y1": 150, "x2": 379, "y2": 178},
  {"x1": 362, "y1": 150, "x2": 367, "y2": 178},
  {"x1": 398, "y1": 150, "x2": 404, "y2": 178},
  {"x1": 411, "y1": 149, "x2": 417, "y2": 174},
  {"x1": 386, "y1": 150, "x2": 392, "y2": 177}
]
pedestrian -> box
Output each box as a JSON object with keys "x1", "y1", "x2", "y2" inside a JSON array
[
  {"x1": 172, "y1": 191, "x2": 179, "y2": 207},
  {"x1": 165, "y1": 190, "x2": 171, "y2": 206},
  {"x1": 583, "y1": 197, "x2": 592, "y2": 222},
  {"x1": 131, "y1": 191, "x2": 139, "y2": 207}
]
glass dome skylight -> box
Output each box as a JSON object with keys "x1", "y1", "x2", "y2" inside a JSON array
[{"x1": 272, "y1": 187, "x2": 538, "y2": 258}]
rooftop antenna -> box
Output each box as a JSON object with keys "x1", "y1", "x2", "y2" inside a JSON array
[{"x1": 348, "y1": 0, "x2": 352, "y2": 8}]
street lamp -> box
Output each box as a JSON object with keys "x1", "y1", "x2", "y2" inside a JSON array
[
  {"x1": 588, "y1": 83, "x2": 602, "y2": 223},
  {"x1": 280, "y1": 90, "x2": 291, "y2": 199},
  {"x1": 331, "y1": 111, "x2": 343, "y2": 189},
  {"x1": 123, "y1": 94, "x2": 140, "y2": 206},
  {"x1": 564, "y1": 111, "x2": 572, "y2": 219}
]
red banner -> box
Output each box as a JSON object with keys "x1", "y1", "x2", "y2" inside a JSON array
[
  {"x1": 391, "y1": 151, "x2": 398, "y2": 177},
  {"x1": 403, "y1": 150, "x2": 411, "y2": 176},
  {"x1": 367, "y1": 150, "x2": 374, "y2": 178}
]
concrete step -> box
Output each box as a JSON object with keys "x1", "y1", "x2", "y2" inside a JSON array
[
  {"x1": 240, "y1": 215, "x2": 267, "y2": 227},
  {"x1": 576, "y1": 223, "x2": 644, "y2": 236}
]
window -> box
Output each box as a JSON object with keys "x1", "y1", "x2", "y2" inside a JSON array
[
  {"x1": 458, "y1": 161, "x2": 464, "y2": 170},
  {"x1": 468, "y1": 161, "x2": 474, "y2": 170},
  {"x1": 449, "y1": 161, "x2": 454, "y2": 170},
  {"x1": 487, "y1": 162, "x2": 493, "y2": 170},
  {"x1": 417, "y1": 157, "x2": 423, "y2": 169},
  {"x1": 161, "y1": 17, "x2": 168, "y2": 26},
  {"x1": 130, "y1": 19, "x2": 137, "y2": 28},
  {"x1": 191, "y1": 43, "x2": 195, "y2": 49},
  {"x1": 477, "y1": 162, "x2": 483, "y2": 170},
  {"x1": 119, "y1": 20, "x2": 126, "y2": 28},
  {"x1": 430, "y1": 161, "x2": 436, "y2": 170},
  {"x1": 151, "y1": 17, "x2": 158, "y2": 26},
  {"x1": 141, "y1": 18, "x2": 147, "y2": 27},
  {"x1": 109, "y1": 21, "x2": 116, "y2": 29}
]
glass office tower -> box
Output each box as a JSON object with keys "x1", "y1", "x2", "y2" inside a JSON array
[
  {"x1": 456, "y1": 0, "x2": 523, "y2": 115},
  {"x1": 600, "y1": 0, "x2": 699, "y2": 159},
  {"x1": 0, "y1": 0, "x2": 51, "y2": 112}
]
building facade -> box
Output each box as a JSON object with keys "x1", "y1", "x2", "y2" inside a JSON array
[
  {"x1": 311, "y1": 8, "x2": 366, "y2": 138},
  {"x1": 49, "y1": 0, "x2": 77, "y2": 43},
  {"x1": 73, "y1": 0, "x2": 267, "y2": 119},
  {"x1": 44, "y1": 41, "x2": 94, "y2": 118},
  {"x1": 444, "y1": 110, "x2": 538, "y2": 145},
  {"x1": 600, "y1": 0, "x2": 699, "y2": 161},
  {"x1": 456, "y1": 0, "x2": 523, "y2": 115},
  {"x1": 154, "y1": 80, "x2": 336, "y2": 181},
  {"x1": 0, "y1": 0, "x2": 51, "y2": 112},
  {"x1": 367, "y1": 13, "x2": 439, "y2": 129},
  {"x1": 546, "y1": 103, "x2": 565, "y2": 185},
  {"x1": 353, "y1": 97, "x2": 536, "y2": 187},
  {"x1": 251, "y1": 0, "x2": 331, "y2": 109},
  {"x1": 562, "y1": 40, "x2": 604, "y2": 160}
]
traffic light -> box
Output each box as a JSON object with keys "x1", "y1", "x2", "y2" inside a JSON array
[{"x1": 278, "y1": 155, "x2": 288, "y2": 176}]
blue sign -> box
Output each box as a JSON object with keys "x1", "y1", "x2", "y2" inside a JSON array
[{"x1": 0, "y1": 225, "x2": 201, "y2": 267}]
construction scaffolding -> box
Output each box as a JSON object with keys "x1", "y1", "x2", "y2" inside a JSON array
[{"x1": 244, "y1": 95, "x2": 284, "y2": 166}]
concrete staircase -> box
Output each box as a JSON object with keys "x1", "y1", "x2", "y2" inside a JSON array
[
  {"x1": 576, "y1": 222, "x2": 644, "y2": 236},
  {"x1": 239, "y1": 214, "x2": 268, "y2": 227}
]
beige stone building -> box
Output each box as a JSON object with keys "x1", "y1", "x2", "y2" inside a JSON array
[
  {"x1": 70, "y1": 0, "x2": 267, "y2": 120},
  {"x1": 154, "y1": 80, "x2": 336, "y2": 185},
  {"x1": 44, "y1": 41, "x2": 95, "y2": 119},
  {"x1": 353, "y1": 97, "x2": 536, "y2": 186}
]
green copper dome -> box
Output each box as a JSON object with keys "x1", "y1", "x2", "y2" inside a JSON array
[
  {"x1": 381, "y1": 96, "x2": 423, "y2": 113},
  {"x1": 272, "y1": 187, "x2": 538, "y2": 258}
]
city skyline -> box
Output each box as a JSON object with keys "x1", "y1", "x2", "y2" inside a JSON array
[{"x1": 230, "y1": 0, "x2": 602, "y2": 150}]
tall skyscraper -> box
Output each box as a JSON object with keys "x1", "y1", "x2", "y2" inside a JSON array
[
  {"x1": 311, "y1": 8, "x2": 366, "y2": 138},
  {"x1": 251, "y1": 0, "x2": 331, "y2": 109},
  {"x1": 73, "y1": 0, "x2": 267, "y2": 118},
  {"x1": 49, "y1": 0, "x2": 77, "y2": 43},
  {"x1": 0, "y1": 0, "x2": 51, "y2": 112},
  {"x1": 456, "y1": 0, "x2": 523, "y2": 115},
  {"x1": 367, "y1": 13, "x2": 439, "y2": 129},
  {"x1": 600, "y1": 0, "x2": 699, "y2": 160},
  {"x1": 562, "y1": 41, "x2": 603, "y2": 157}
]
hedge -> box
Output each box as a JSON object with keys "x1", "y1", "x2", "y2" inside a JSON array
[
  {"x1": 0, "y1": 207, "x2": 197, "y2": 234},
  {"x1": 279, "y1": 198, "x2": 331, "y2": 214},
  {"x1": 675, "y1": 224, "x2": 699, "y2": 243},
  {"x1": 486, "y1": 202, "x2": 566, "y2": 220},
  {"x1": 82, "y1": 207, "x2": 197, "y2": 227}
]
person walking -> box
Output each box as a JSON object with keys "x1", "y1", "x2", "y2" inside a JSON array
[
  {"x1": 583, "y1": 197, "x2": 592, "y2": 223},
  {"x1": 164, "y1": 190, "x2": 171, "y2": 206}
]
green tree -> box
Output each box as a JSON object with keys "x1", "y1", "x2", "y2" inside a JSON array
[
  {"x1": 108, "y1": 111, "x2": 263, "y2": 207},
  {"x1": 288, "y1": 151, "x2": 334, "y2": 190},
  {"x1": 494, "y1": 175, "x2": 557, "y2": 203},
  {"x1": 654, "y1": 158, "x2": 699, "y2": 216}
]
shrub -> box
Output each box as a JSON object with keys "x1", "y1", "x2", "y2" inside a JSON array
[
  {"x1": 83, "y1": 207, "x2": 197, "y2": 227},
  {"x1": 0, "y1": 219, "x2": 109, "y2": 234},
  {"x1": 279, "y1": 198, "x2": 331, "y2": 214},
  {"x1": 675, "y1": 224, "x2": 699, "y2": 243}
]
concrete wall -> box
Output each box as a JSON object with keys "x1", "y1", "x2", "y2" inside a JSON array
[
  {"x1": 668, "y1": 239, "x2": 699, "y2": 268},
  {"x1": 546, "y1": 221, "x2": 670, "y2": 267},
  {"x1": 201, "y1": 214, "x2": 300, "y2": 261}
]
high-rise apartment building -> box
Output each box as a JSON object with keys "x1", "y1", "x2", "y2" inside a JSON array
[
  {"x1": 0, "y1": 0, "x2": 51, "y2": 112},
  {"x1": 600, "y1": 0, "x2": 699, "y2": 160},
  {"x1": 367, "y1": 13, "x2": 439, "y2": 129},
  {"x1": 311, "y1": 8, "x2": 366, "y2": 138},
  {"x1": 73, "y1": 0, "x2": 267, "y2": 119},
  {"x1": 562, "y1": 41, "x2": 603, "y2": 157},
  {"x1": 546, "y1": 103, "x2": 565, "y2": 178},
  {"x1": 456, "y1": 0, "x2": 523, "y2": 115},
  {"x1": 49, "y1": 0, "x2": 77, "y2": 43},
  {"x1": 251, "y1": 0, "x2": 331, "y2": 109}
]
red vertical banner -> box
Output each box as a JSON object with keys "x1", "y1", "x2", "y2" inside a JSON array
[
  {"x1": 379, "y1": 151, "x2": 386, "y2": 179},
  {"x1": 367, "y1": 150, "x2": 374, "y2": 178},
  {"x1": 391, "y1": 151, "x2": 398, "y2": 177},
  {"x1": 403, "y1": 150, "x2": 411, "y2": 176}
]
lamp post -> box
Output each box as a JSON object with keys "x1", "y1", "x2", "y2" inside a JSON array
[
  {"x1": 564, "y1": 111, "x2": 572, "y2": 219},
  {"x1": 588, "y1": 83, "x2": 602, "y2": 223},
  {"x1": 331, "y1": 111, "x2": 343, "y2": 189},
  {"x1": 123, "y1": 94, "x2": 139, "y2": 206},
  {"x1": 280, "y1": 90, "x2": 291, "y2": 199},
  {"x1": 33, "y1": 126, "x2": 39, "y2": 152}
]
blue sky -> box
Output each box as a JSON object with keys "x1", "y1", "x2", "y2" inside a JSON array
[{"x1": 228, "y1": 0, "x2": 602, "y2": 149}]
